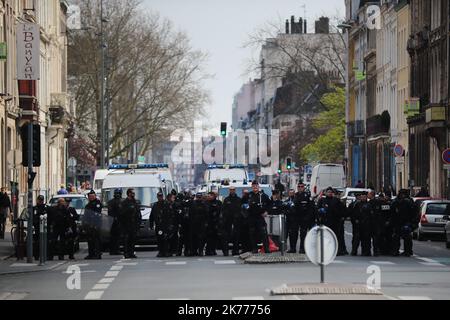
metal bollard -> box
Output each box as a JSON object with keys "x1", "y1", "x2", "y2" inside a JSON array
[
  {"x1": 279, "y1": 214, "x2": 285, "y2": 256},
  {"x1": 39, "y1": 215, "x2": 44, "y2": 265}
]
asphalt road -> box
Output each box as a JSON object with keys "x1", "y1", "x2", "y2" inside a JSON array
[{"x1": 0, "y1": 222, "x2": 449, "y2": 300}]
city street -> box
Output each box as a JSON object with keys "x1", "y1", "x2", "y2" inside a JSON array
[{"x1": 1, "y1": 224, "x2": 449, "y2": 300}]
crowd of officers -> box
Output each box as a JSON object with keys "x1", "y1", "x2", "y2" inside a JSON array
[{"x1": 30, "y1": 181, "x2": 418, "y2": 260}]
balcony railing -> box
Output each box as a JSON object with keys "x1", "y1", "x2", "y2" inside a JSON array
[{"x1": 366, "y1": 112, "x2": 390, "y2": 136}]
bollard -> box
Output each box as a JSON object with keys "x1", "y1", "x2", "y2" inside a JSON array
[
  {"x1": 279, "y1": 214, "x2": 285, "y2": 256},
  {"x1": 39, "y1": 215, "x2": 44, "y2": 266},
  {"x1": 320, "y1": 225, "x2": 325, "y2": 283}
]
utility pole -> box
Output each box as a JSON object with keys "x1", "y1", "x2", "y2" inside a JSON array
[
  {"x1": 27, "y1": 123, "x2": 35, "y2": 263},
  {"x1": 100, "y1": 0, "x2": 106, "y2": 169}
]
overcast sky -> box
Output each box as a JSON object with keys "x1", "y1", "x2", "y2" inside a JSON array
[{"x1": 142, "y1": 0, "x2": 345, "y2": 131}]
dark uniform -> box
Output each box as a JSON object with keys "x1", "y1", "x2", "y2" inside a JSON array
[
  {"x1": 83, "y1": 197, "x2": 103, "y2": 259},
  {"x1": 290, "y1": 191, "x2": 314, "y2": 253},
  {"x1": 49, "y1": 204, "x2": 78, "y2": 260},
  {"x1": 353, "y1": 198, "x2": 375, "y2": 256},
  {"x1": 170, "y1": 194, "x2": 184, "y2": 255},
  {"x1": 205, "y1": 196, "x2": 222, "y2": 256},
  {"x1": 390, "y1": 191, "x2": 416, "y2": 256},
  {"x1": 119, "y1": 197, "x2": 142, "y2": 258},
  {"x1": 240, "y1": 192, "x2": 252, "y2": 253},
  {"x1": 378, "y1": 196, "x2": 392, "y2": 255},
  {"x1": 190, "y1": 195, "x2": 208, "y2": 256},
  {"x1": 348, "y1": 198, "x2": 361, "y2": 255},
  {"x1": 248, "y1": 189, "x2": 271, "y2": 253},
  {"x1": 150, "y1": 197, "x2": 175, "y2": 257},
  {"x1": 32, "y1": 200, "x2": 48, "y2": 260},
  {"x1": 177, "y1": 195, "x2": 193, "y2": 256},
  {"x1": 0, "y1": 191, "x2": 11, "y2": 239},
  {"x1": 317, "y1": 191, "x2": 347, "y2": 255},
  {"x1": 220, "y1": 192, "x2": 242, "y2": 256},
  {"x1": 267, "y1": 196, "x2": 286, "y2": 251},
  {"x1": 107, "y1": 190, "x2": 123, "y2": 255}
]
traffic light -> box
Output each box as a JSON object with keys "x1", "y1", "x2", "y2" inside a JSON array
[
  {"x1": 277, "y1": 164, "x2": 282, "y2": 174},
  {"x1": 220, "y1": 122, "x2": 227, "y2": 137},
  {"x1": 21, "y1": 124, "x2": 41, "y2": 167},
  {"x1": 286, "y1": 157, "x2": 292, "y2": 170}
]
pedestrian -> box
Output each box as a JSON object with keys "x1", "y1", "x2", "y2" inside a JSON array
[
  {"x1": 32, "y1": 195, "x2": 48, "y2": 260},
  {"x1": 317, "y1": 187, "x2": 347, "y2": 255},
  {"x1": 205, "y1": 191, "x2": 222, "y2": 256},
  {"x1": 57, "y1": 184, "x2": 68, "y2": 195},
  {"x1": 289, "y1": 182, "x2": 315, "y2": 254},
  {"x1": 119, "y1": 188, "x2": 142, "y2": 259},
  {"x1": 0, "y1": 187, "x2": 11, "y2": 239},
  {"x1": 415, "y1": 186, "x2": 429, "y2": 197},
  {"x1": 83, "y1": 190, "x2": 103, "y2": 259},
  {"x1": 274, "y1": 179, "x2": 285, "y2": 196},
  {"x1": 150, "y1": 192, "x2": 174, "y2": 257},
  {"x1": 390, "y1": 189, "x2": 416, "y2": 256},
  {"x1": 355, "y1": 180, "x2": 364, "y2": 188},
  {"x1": 189, "y1": 192, "x2": 208, "y2": 256},
  {"x1": 221, "y1": 186, "x2": 242, "y2": 256},
  {"x1": 107, "y1": 188, "x2": 123, "y2": 255},
  {"x1": 248, "y1": 181, "x2": 271, "y2": 254}
]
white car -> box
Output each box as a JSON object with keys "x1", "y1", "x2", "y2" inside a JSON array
[
  {"x1": 414, "y1": 200, "x2": 450, "y2": 241},
  {"x1": 340, "y1": 188, "x2": 371, "y2": 207}
]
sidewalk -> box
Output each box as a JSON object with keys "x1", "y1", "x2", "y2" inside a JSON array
[{"x1": 0, "y1": 220, "x2": 68, "y2": 276}]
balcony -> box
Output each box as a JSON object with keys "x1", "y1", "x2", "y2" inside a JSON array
[
  {"x1": 366, "y1": 112, "x2": 390, "y2": 137},
  {"x1": 425, "y1": 103, "x2": 446, "y2": 131},
  {"x1": 49, "y1": 93, "x2": 69, "y2": 126}
]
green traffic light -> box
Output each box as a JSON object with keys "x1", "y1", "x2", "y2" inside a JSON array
[{"x1": 221, "y1": 131, "x2": 226, "y2": 136}]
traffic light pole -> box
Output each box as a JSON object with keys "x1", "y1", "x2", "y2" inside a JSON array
[{"x1": 27, "y1": 122, "x2": 34, "y2": 263}]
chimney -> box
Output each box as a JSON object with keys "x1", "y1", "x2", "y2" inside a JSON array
[
  {"x1": 315, "y1": 16, "x2": 330, "y2": 34},
  {"x1": 299, "y1": 17, "x2": 303, "y2": 33},
  {"x1": 304, "y1": 19, "x2": 307, "y2": 34},
  {"x1": 285, "y1": 19, "x2": 290, "y2": 34},
  {"x1": 291, "y1": 16, "x2": 297, "y2": 34}
]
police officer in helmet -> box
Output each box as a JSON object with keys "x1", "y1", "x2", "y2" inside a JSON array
[
  {"x1": 107, "y1": 188, "x2": 123, "y2": 255},
  {"x1": 83, "y1": 190, "x2": 103, "y2": 259},
  {"x1": 120, "y1": 188, "x2": 142, "y2": 259}
]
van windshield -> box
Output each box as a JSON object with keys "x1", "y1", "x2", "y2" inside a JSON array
[{"x1": 102, "y1": 187, "x2": 161, "y2": 206}]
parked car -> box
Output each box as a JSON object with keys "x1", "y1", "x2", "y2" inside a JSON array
[
  {"x1": 413, "y1": 200, "x2": 450, "y2": 241},
  {"x1": 340, "y1": 188, "x2": 371, "y2": 207}
]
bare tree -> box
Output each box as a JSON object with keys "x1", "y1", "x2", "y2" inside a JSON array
[{"x1": 68, "y1": 0, "x2": 209, "y2": 164}]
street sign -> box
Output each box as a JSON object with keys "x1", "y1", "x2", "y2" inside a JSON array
[
  {"x1": 304, "y1": 226, "x2": 338, "y2": 266},
  {"x1": 442, "y1": 148, "x2": 450, "y2": 164},
  {"x1": 394, "y1": 144, "x2": 404, "y2": 157},
  {"x1": 138, "y1": 156, "x2": 145, "y2": 164}
]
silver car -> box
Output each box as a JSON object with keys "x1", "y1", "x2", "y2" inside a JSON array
[{"x1": 414, "y1": 200, "x2": 450, "y2": 241}]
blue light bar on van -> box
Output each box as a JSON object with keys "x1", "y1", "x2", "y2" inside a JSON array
[
  {"x1": 108, "y1": 163, "x2": 169, "y2": 170},
  {"x1": 207, "y1": 164, "x2": 245, "y2": 169}
]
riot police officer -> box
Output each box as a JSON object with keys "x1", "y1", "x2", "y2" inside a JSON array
[
  {"x1": 171, "y1": 192, "x2": 184, "y2": 256},
  {"x1": 248, "y1": 181, "x2": 271, "y2": 253},
  {"x1": 190, "y1": 193, "x2": 208, "y2": 256},
  {"x1": 348, "y1": 192, "x2": 362, "y2": 256},
  {"x1": 205, "y1": 192, "x2": 222, "y2": 256},
  {"x1": 366, "y1": 190, "x2": 381, "y2": 256},
  {"x1": 267, "y1": 190, "x2": 285, "y2": 250},
  {"x1": 220, "y1": 186, "x2": 241, "y2": 256},
  {"x1": 83, "y1": 190, "x2": 103, "y2": 259},
  {"x1": 377, "y1": 193, "x2": 393, "y2": 255},
  {"x1": 240, "y1": 189, "x2": 251, "y2": 253},
  {"x1": 49, "y1": 198, "x2": 78, "y2": 260},
  {"x1": 390, "y1": 189, "x2": 416, "y2": 256},
  {"x1": 107, "y1": 188, "x2": 123, "y2": 255},
  {"x1": 33, "y1": 195, "x2": 48, "y2": 260},
  {"x1": 291, "y1": 182, "x2": 315, "y2": 254},
  {"x1": 150, "y1": 192, "x2": 173, "y2": 257},
  {"x1": 177, "y1": 193, "x2": 193, "y2": 256},
  {"x1": 317, "y1": 187, "x2": 347, "y2": 255},
  {"x1": 120, "y1": 188, "x2": 142, "y2": 259},
  {"x1": 352, "y1": 192, "x2": 373, "y2": 256}
]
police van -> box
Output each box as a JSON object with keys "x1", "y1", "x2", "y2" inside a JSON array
[
  {"x1": 101, "y1": 163, "x2": 171, "y2": 246},
  {"x1": 204, "y1": 164, "x2": 248, "y2": 193}
]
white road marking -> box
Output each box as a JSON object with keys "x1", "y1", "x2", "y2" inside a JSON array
[
  {"x1": 370, "y1": 261, "x2": 396, "y2": 265},
  {"x1": 93, "y1": 284, "x2": 110, "y2": 290},
  {"x1": 214, "y1": 260, "x2": 236, "y2": 265},
  {"x1": 116, "y1": 262, "x2": 137, "y2": 266},
  {"x1": 419, "y1": 262, "x2": 446, "y2": 267},
  {"x1": 10, "y1": 263, "x2": 38, "y2": 267},
  {"x1": 109, "y1": 265, "x2": 123, "y2": 271},
  {"x1": 84, "y1": 291, "x2": 104, "y2": 300},
  {"x1": 104, "y1": 271, "x2": 120, "y2": 277},
  {"x1": 232, "y1": 296, "x2": 265, "y2": 300},
  {"x1": 165, "y1": 261, "x2": 187, "y2": 265},
  {"x1": 157, "y1": 298, "x2": 191, "y2": 300},
  {"x1": 73, "y1": 263, "x2": 89, "y2": 267},
  {"x1": 416, "y1": 257, "x2": 439, "y2": 263},
  {"x1": 330, "y1": 260, "x2": 346, "y2": 264},
  {"x1": 62, "y1": 270, "x2": 96, "y2": 274},
  {"x1": 398, "y1": 296, "x2": 432, "y2": 300},
  {"x1": 98, "y1": 277, "x2": 115, "y2": 283}
]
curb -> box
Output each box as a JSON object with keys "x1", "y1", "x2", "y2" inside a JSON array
[
  {"x1": 0, "y1": 261, "x2": 68, "y2": 276},
  {"x1": 240, "y1": 252, "x2": 310, "y2": 264}
]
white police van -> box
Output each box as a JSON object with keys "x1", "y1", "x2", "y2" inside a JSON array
[
  {"x1": 101, "y1": 163, "x2": 171, "y2": 246},
  {"x1": 204, "y1": 164, "x2": 248, "y2": 193}
]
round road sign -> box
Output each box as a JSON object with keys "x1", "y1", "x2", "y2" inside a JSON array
[
  {"x1": 394, "y1": 144, "x2": 404, "y2": 157},
  {"x1": 304, "y1": 225, "x2": 338, "y2": 266},
  {"x1": 443, "y1": 148, "x2": 450, "y2": 164}
]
